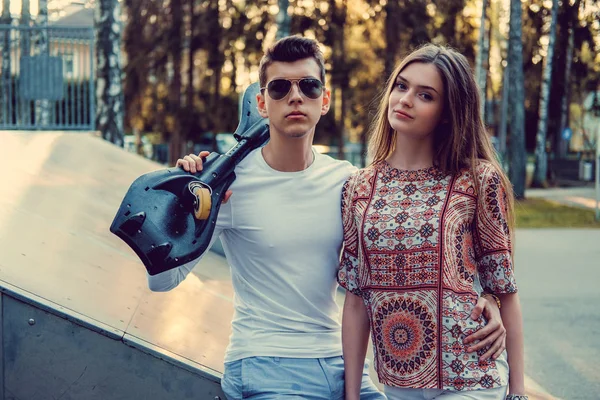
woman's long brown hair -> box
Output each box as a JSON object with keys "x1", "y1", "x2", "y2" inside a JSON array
[{"x1": 367, "y1": 44, "x2": 515, "y2": 237}]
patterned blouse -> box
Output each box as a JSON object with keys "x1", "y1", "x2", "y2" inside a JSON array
[{"x1": 337, "y1": 160, "x2": 517, "y2": 391}]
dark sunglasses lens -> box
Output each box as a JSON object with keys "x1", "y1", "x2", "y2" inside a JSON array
[
  {"x1": 299, "y1": 79, "x2": 323, "y2": 99},
  {"x1": 267, "y1": 80, "x2": 292, "y2": 100}
]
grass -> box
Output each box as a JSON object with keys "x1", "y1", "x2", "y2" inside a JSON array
[{"x1": 515, "y1": 198, "x2": 600, "y2": 228}]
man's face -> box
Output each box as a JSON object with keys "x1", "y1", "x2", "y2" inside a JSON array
[{"x1": 257, "y1": 58, "x2": 330, "y2": 139}]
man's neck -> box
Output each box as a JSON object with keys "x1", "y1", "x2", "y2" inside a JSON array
[
  {"x1": 262, "y1": 134, "x2": 315, "y2": 172},
  {"x1": 386, "y1": 134, "x2": 434, "y2": 170}
]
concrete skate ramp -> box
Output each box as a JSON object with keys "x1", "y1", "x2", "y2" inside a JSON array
[{"x1": 0, "y1": 132, "x2": 232, "y2": 399}]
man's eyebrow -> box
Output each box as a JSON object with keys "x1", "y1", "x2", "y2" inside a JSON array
[
  {"x1": 396, "y1": 75, "x2": 439, "y2": 94},
  {"x1": 271, "y1": 75, "x2": 319, "y2": 80}
]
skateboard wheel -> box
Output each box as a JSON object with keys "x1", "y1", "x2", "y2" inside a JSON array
[{"x1": 193, "y1": 187, "x2": 211, "y2": 220}]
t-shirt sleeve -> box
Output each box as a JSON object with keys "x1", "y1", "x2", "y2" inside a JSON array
[
  {"x1": 146, "y1": 199, "x2": 233, "y2": 292},
  {"x1": 337, "y1": 173, "x2": 363, "y2": 296},
  {"x1": 474, "y1": 164, "x2": 518, "y2": 294}
]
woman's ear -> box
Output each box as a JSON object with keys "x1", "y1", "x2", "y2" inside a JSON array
[{"x1": 257, "y1": 92, "x2": 268, "y2": 118}]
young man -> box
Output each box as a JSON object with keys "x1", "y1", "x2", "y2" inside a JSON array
[{"x1": 149, "y1": 36, "x2": 506, "y2": 399}]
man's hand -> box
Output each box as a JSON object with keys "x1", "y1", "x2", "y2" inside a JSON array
[
  {"x1": 175, "y1": 151, "x2": 232, "y2": 203},
  {"x1": 464, "y1": 295, "x2": 506, "y2": 361},
  {"x1": 176, "y1": 151, "x2": 210, "y2": 174}
]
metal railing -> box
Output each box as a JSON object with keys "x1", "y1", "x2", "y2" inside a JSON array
[{"x1": 0, "y1": 24, "x2": 95, "y2": 130}]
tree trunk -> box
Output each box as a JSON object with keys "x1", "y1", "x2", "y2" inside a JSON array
[
  {"x1": 186, "y1": 0, "x2": 196, "y2": 138},
  {"x1": 475, "y1": 0, "x2": 489, "y2": 121},
  {"x1": 438, "y1": 0, "x2": 463, "y2": 46},
  {"x1": 20, "y1": 0, "x2": 31, "y2": 125},
  {"x1": 557, "y1": 27, "x2": 574, "y2": 157},
  {"x1": 330, "y1": 0, "x2": 347, "y2": 160},
  {"x1": 122, "y1": 0, "x2": 147, "y2": 144},
  {"x1": 168, "y1": 0, "x2": 183, "y2": 164},
  {"x1": 508, "y1": 0, "x2": 526, "y2": 198},
  {"x1": 95, "y1": 0, "x2": 124, "y2": 146},
  {"x1": 208, "y1": 2, "x2": 223, "y2": 137},
  {"x1": 498, "y1": 66, "x2": 509, "y2": 158},
  {"x1": 35, "y1": 0, "x2": 50, "y2": 126},
  {"x1": 532, "y1": 0, "x2": 558, "y2": 187},
  {"x1": 1, "y1": 0, "x2": 11, "y2": 126},
  {"x1": 276, "y1": 0, "x2": 290, "y2": 40},
  {"x1": 230, "y1": 48, "x2": 237, "y2": 94},
  {"x1": 153, "y1": 66, "x2": 167, "y2": 145},
  {"x1": 485, "y1": 17, "x2": 494, "y2": 124},
  {"x1": 213, "y1": 64, "x2": 222, "y2": 130},
  {"x1": 497, "y1": 0, "x2": 510, "y2": 159},
  {"x1": 384, "y1": 0, "x2": 399, "y2": 78}
]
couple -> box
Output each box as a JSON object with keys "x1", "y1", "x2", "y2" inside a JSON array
[{"x1": 149, "y1": 36, "x2": 525, "y2": 400}]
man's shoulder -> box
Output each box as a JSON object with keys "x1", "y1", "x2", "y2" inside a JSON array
[
  {"x1": 234, "y1": 148, "x2": 262, "y2": 171},
  {"x1": 314, "y1": 151, "x2": 357, "y2": 177}
]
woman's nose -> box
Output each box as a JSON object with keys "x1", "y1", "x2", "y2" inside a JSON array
[{"x1": 399, "y1": 93, "x2": 413, "y2": 108}]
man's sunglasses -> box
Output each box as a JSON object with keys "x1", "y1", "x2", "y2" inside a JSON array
[{"x1": 262, "y1": 78, "x2": 324, "y2": 101}]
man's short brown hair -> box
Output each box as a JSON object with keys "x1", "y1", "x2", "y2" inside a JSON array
[{"x1": 258, "y1": 36, "x2": 326, "y2": 88}]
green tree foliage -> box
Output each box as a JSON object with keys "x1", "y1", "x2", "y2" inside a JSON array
[{"x1": 120, "y1": 0, "x2": 600, "y2": 180}]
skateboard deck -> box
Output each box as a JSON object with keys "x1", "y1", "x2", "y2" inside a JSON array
[{"x1": 110, "y1": 83, "x2": 269, "y2": 275}]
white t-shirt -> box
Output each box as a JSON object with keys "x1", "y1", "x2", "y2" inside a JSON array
[{"x1": 147, "y1": 148, "x2": 357, "y2": 362}]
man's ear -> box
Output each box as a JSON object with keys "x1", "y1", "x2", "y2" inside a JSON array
[
  {"x1": 320, "y1": 88, "x2": 331, "y2": 115},
  {"x1": 257, "y1": 92, "x2": 269, "y2": 118}
]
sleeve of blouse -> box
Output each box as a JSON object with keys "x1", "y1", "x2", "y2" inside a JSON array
[
  {"x1": 337, "y1": 173, "x2": 363, "y2": 296},
  {"x1": 474, "y1": 164, "x2": 518, "y2": 294}
]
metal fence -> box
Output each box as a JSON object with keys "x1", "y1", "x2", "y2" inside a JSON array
[{"x1": 0, "y1": 24, "x2": 95, "y2": 130}]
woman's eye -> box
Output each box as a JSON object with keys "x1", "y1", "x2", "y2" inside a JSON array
[
  {"x1": 420, "y1": 93, "x2": 433, "y2": 101},
  {"x1": 396, "y1": 82, "x2": 407, "y2": 90}
]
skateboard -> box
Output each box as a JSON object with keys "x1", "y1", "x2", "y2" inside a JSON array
[{"x1": 110, "y1": 83, "x2": 269, "y2": 275}]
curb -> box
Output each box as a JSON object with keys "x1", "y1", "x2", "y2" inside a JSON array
[{"x1": 525, "y1": 374, "x2": 559, "y2": 400}]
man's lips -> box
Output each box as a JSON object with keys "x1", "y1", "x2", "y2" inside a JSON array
[
  {"x1": 286, "y1": 111, "x2": 307, "y2": 118},
  {"x1": 393, "y1": 109, "x2": 414, "y2": 119}
]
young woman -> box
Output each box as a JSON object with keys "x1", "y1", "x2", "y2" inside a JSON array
[{"x1": 338, "y1": 44, "x2": 526, "y2": 400}]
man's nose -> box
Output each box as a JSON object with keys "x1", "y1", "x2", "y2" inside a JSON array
[{"x1": 287, "y1": 82, "x2": 304, "y2": 103}]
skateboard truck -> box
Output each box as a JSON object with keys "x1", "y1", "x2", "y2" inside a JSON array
[{"x1": 110, "y1": 83, "x2": 268, "y2": 276}]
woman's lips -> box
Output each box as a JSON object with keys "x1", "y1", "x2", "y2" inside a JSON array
[{"x1": 394, "y1": 110, "x2": 414, "y2": 120}]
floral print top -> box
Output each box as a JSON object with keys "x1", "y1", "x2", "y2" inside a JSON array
[{"x1": 337, "y1": 160, "x2": 517, "y2": 391}]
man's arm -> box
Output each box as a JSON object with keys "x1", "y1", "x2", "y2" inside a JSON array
[
  {"x1": 342, "y1": 291, "x2": 370, "y2": 400},
  {"x1": 147, "y1": 259, "x2": 199, "y2": 292},
  {"x1": 146, "y1": 230, "x2": 222, "y2": 291},
  {"x1": 146, "y1": 151, "x2": 232, "y2": 292}
]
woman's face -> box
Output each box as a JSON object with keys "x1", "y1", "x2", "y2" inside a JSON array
[{"x1": 387, "y1": 62, "x2": 445, "y2": 140}]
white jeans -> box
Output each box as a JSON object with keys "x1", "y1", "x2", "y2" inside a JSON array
[{"x1": 384, "y1": 385, "x2": 508, "y2": 400}]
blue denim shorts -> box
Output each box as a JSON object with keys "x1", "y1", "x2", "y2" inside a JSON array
[{"x1": 221, "y1": 355, "x2": 385, "y2": 399}]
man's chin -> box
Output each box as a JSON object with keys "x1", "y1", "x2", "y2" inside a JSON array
[
  {"x1": 270, "y1": 121, "x2": 316, "y2": 139},
  {"x1": 282, "y1": 130, "x2": 311, "y2": 139}
]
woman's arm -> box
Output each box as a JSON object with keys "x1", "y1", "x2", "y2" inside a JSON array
[
  {"x1": 472, "y1": 163, "x2": 523, "y2": 395},
  {"x1": 498, "y1": 292, "x2": 525, "y2": 395},
  {"x1": 342, "y1": 291, "x2": 370, "y2": 400}
]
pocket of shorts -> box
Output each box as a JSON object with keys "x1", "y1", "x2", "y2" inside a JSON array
[
  {"x1": 241, "y1": 356, "x2": 283, "y2": 397},
  {"x1": 322, "y1": 356, "x2": 345, "y2": 396},
  {"x1": 222, "y1": 360, "x2": 243, "y2": 400}
]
